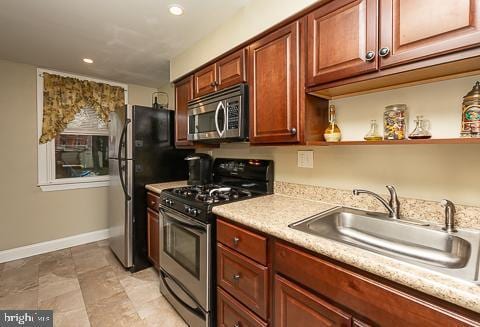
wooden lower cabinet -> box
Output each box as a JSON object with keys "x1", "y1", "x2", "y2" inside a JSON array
[
  {"x1": 274, "y1": 274, "x2": 352, "y2": 327},
  {"x1": 147, "y1": 207, "x2": 160, "y2": 269},
  {"x1": 215, "y1": 217, "x2": 480, "y2": 327},
  {"x1": 217, "y1": 287, "x2": 268, "y2": 327},
  {"x1": 217, "y1": 243, "x2": 269, "y2": 320}
]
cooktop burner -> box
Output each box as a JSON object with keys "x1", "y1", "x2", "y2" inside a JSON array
[{"x1": 169, "y1": 184, "x2": 253, "y2": 204}]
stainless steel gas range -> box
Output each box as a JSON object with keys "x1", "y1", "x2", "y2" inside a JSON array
[{"x1": 158, "y1": 158, "x2": 274, "y2": 327}]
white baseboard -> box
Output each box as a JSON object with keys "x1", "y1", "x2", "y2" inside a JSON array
[{"x1": 0, "y1": 229, "x2": 110, "y2": 263}]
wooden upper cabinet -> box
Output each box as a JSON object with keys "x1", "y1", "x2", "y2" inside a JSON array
[
  {"x1": 174, "y1": 76, "x2": 194, "y2": 147},
  {"x1": 307, "y1": 0, "x2": 378, "y2": 85},
  {"x1": 216, "y1": 49, "x2": 247, "y2": 90},
  {"x1": 379, "y1": 0, "x2": 480, "y2": 68},
  {"x1": 249, "y1": 21, "x2": 301, "y2": 144},
  {"x1": 194, "y1": 64, "x2": 216, "y2": 98}
]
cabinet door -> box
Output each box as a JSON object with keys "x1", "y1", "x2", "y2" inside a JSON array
[
  {"x1": 174, "y1": 76, "x2": 194, "y2": 147},
  {"x1": 307, "y1": 0, "x2": 378, "y2": 85},
  {"x1": 248, "y1": 21, "x2": 301, "y2": 144},
  {"x1": 217, "y1": 287, "x2": 268, "y2": 327},
  {"x1": 147, "y1": 208, "x2": 159, "y2": 269},
  {"x1": 274, "y1": 274, "x2": 352, "y2": 327},
  {"x1": 379, "y1": 0, "x2": 480, "y2": 68},
  {"x1": 217, "y1": 49, "x2": 247, "y2": 91},
  {"x1": 194, "y1": 63, "x2": 217, "y2": 98}
]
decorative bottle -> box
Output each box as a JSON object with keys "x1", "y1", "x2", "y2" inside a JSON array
[{"x1": 323, "y1": 105, "x2": 342, "y2": 142}]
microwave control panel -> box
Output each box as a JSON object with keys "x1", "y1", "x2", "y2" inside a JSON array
[{"x1": 226, "y1": 100, "x2": 240, "y2": 130}]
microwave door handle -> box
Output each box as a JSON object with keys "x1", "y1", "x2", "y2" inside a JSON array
[{"x1": 214, "y1": 101, "x2": 225, "y2": 137}]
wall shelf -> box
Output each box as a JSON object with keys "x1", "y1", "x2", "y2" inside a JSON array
[{"x1": 306, "y1": 138, "x2": 480, "y2": 146}]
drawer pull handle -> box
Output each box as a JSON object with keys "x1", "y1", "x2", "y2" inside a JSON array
[
  {"x1": 233, "y1": 273, "x2": 241, "y2": 281},
  {"x1": 233, "y1": 237, "x2": 240, "y2": 246},
  {"x1": 233, "y1": 322, "x2": 241, "y2": 327}
]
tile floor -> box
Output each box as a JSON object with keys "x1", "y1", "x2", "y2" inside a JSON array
[{"x1": 0, "y1": 240, "x2": 187, "y2": 327}]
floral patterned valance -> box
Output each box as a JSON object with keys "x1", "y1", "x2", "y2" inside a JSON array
[{"x1": 39, "y1": 73, "x2": 125, "y2": 143}]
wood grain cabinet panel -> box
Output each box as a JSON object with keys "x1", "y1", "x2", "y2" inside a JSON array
[
  {"x1": 147, "y1": 208, "x2": 159, "y2": 269},
  {"x1": 174, "y1": 76, "x2": 194, "y2": 147},
  {"x1": 274, "y1": 274, "x2": 352, "y2": 327},
  {"x1": 274, "y1": 241, "x2": 480, "y2": 327},
  {"x1": 217, "y1": 287, "x2": 268, "y2": 327},
  {"x1": 194, "y1": 64, "x2": 217, "y2": 98},
  {"x1": 379, "y1": 0, "x2": 480, "y2": 68},
  {"x1": 146, "y1": 192, "x2": 160, "y2": 211},
  {"x1": 307, "y1": 0, "x2": 378, "y2": 85},
  {"x1": 217, "y1": 49, "x2": 247, "y2": 90},
  {"x1": 217, "y1": 218, "x2": 267, "y2": 265},
  {"x1": 217, "y1": 243, "x2": 269, "y2": 320},
  {"x1": 248, "y1": 21, "x2": 301, "y2": 144}
]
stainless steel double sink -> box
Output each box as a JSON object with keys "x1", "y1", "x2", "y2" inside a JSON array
[{"x1": 289, "y1": 207, "x2": 480, "y2": 282}]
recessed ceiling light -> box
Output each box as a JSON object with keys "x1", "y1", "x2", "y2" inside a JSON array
[
  {"x1": 83, "y1": 58, "x2": 94, "y2": 64},
  {"x1": 169, "y1": 4, "x2": 184, "y2": 16}
]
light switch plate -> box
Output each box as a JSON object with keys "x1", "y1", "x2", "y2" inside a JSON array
[{"x1": 297, "y1": 150, "x2": 314, "y2": 168}]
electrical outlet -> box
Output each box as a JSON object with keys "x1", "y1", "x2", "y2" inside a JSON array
[{"x1": 297, "y1": 150, "x2": 314, "y2": 168}]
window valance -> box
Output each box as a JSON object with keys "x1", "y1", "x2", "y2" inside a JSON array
[{"x1": 39, "y1": 73, "x2": 125, "y2": 143}]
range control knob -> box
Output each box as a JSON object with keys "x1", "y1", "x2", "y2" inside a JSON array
[
  {"x1": 190, "y1": 208, "x2": 198, "y2": 216},
  {"x1": 184, "y1": 205, "x2": 190, "y2": 213}
]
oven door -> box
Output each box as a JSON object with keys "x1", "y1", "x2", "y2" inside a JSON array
[{"x1": 159, "y1": 206, "x2": 211, "y2": 311}]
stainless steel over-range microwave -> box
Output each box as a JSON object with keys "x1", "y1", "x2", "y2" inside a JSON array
[{"x1": 187, "y1": 83, "x2": 248, "y2": 142}]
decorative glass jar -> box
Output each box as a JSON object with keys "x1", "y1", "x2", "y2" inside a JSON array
[
  {"x1": 461, "y1": 81, "x2": 480, "y2": 137},
  {"x1": 383, "y1": 104, "x2": 407, "y2": 140}
]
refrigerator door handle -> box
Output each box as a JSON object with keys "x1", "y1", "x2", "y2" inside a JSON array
[{"x1": 119, "y1": 118, "x2": 131, "y2": 201}]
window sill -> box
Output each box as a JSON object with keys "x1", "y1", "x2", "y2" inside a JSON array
[{"x1": 39, "y1": 180, "x2": 110, "y2": 192}]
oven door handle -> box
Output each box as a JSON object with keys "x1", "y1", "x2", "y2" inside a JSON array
[
  {"x1": 214, "y1": 101, "x2": 226, "y2": 137},
  {"x1": 160, "y1": 270, "x2": 205, "y2": 317},
  {"x1": 160, "y1": 207, "x2": 206, "y2": 233}
]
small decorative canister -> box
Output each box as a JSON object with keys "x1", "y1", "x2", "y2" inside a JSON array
[
  {"x1": 461, "y1": 81, "x2": 480, "y2": 137},
  {"x1": 383, "y1": 104, "x2": 408, "y2": 140}
]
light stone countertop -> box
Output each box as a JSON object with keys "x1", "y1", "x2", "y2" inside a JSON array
[
  {"x1": 146, "y1": 180, "x2": 187, "y2": 194},
  {"x1": 212, "y1": 194, "x2": 480, "y2": 314}
]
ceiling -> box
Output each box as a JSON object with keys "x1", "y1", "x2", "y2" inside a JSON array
[{"x1": 0, "y1": 0, "x2": 249, "y2": 87}]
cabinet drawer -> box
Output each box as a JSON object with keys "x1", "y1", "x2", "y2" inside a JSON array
[
  {"x1": 217, "y1": 287, "x2": 267, "y2": 327},
  {"x1": 274, "y1": 274, "x2": 352, "y2": 327},
  {"x1": 217, "y1": 218, "x2": 267, "y2": 265},
  {"x1": 146, "y1": 192, "x2": 160, "y2": 211},
  {"x1": 217, "y1": 243, "x2": 269, "y2": 320},
  {"x1": 274, "y1": 241, "x2": 479, "y2": 327}
]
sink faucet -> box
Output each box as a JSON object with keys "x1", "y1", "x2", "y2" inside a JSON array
[
  {"x1": 440, "y1": 199, "x2": 457, "y2": 233},
  {"x1": 353, "y1": 185, "x2": 400, "y2": 219}
]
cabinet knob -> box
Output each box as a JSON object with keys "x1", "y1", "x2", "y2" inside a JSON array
[
  {"x1": 233, "y1": 322, "x2": 241, "y2": 327},
  {"x1": 232, "y1": 236, "x2": 240, "y2": 246},
  {"x1": 290, "y1": 128, "x2": 297, "y2": 135},
  {"x1": 233, "y1": 273, "x2": 241, "y2": 281},
  {"x1": 210, "y1": 82, "x2": 215, "y2": 87},
  {"x1": 365, "y1": 51, "x2": 376, "y2": 61},
  {"x1": 379, "y1": 47, "x2": 390, "y2": 57}
]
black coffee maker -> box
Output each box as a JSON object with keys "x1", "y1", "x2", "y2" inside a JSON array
[{"x1": 185, "y1": 153, "x2": 213, "y2": 185}]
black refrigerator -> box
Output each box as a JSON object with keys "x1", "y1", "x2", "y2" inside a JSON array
[{"x1": 108, "y1": 105, "x2": 193, "y2": 272}]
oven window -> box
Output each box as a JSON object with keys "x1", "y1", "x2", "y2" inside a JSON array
[
  {"x1": 164, "y1": 219, "x2": 201, "y2": 279},
  {"x1": 195, "y1": 111, "x2": 216, "y2": 133}
]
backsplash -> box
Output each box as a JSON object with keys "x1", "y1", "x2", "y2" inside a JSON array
[{"x1": 274, "y1": 181, "x2": 480, "y2": 229}]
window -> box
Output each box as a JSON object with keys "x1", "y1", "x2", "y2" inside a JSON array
[{"x1": 37, "y1": 68, "x2": 128, "y2": 191}]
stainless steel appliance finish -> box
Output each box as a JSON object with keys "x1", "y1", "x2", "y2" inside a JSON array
[
  {"x1": 107, "y1": 105, "x2": 192, "y2": 271},
  {"x1": 108, "y1": 105, "x2": 134, "y2": 268},
  {"x1": 159, "y1": 158, "x2": 274, "y2": 327},
  {"x1": 353, "y1": 185, "x2": 400, "y2": 219},
  {"x1": 290, "y1": 207, "x2": 480, "y2": 282},
  {"x1": 187, "y1": 83, "x2": 248, "y2": 142}
]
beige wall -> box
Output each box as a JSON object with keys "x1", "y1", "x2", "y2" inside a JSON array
[
  {"x1": 170, "y1": 0, "x2": 321, "y2": 80},
  {"x1": 200, "y1": 75, "x2": 480, "y2": 207},
  {"x1": 0, "y1": 59, "x2": 157, "y2": 251}
]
